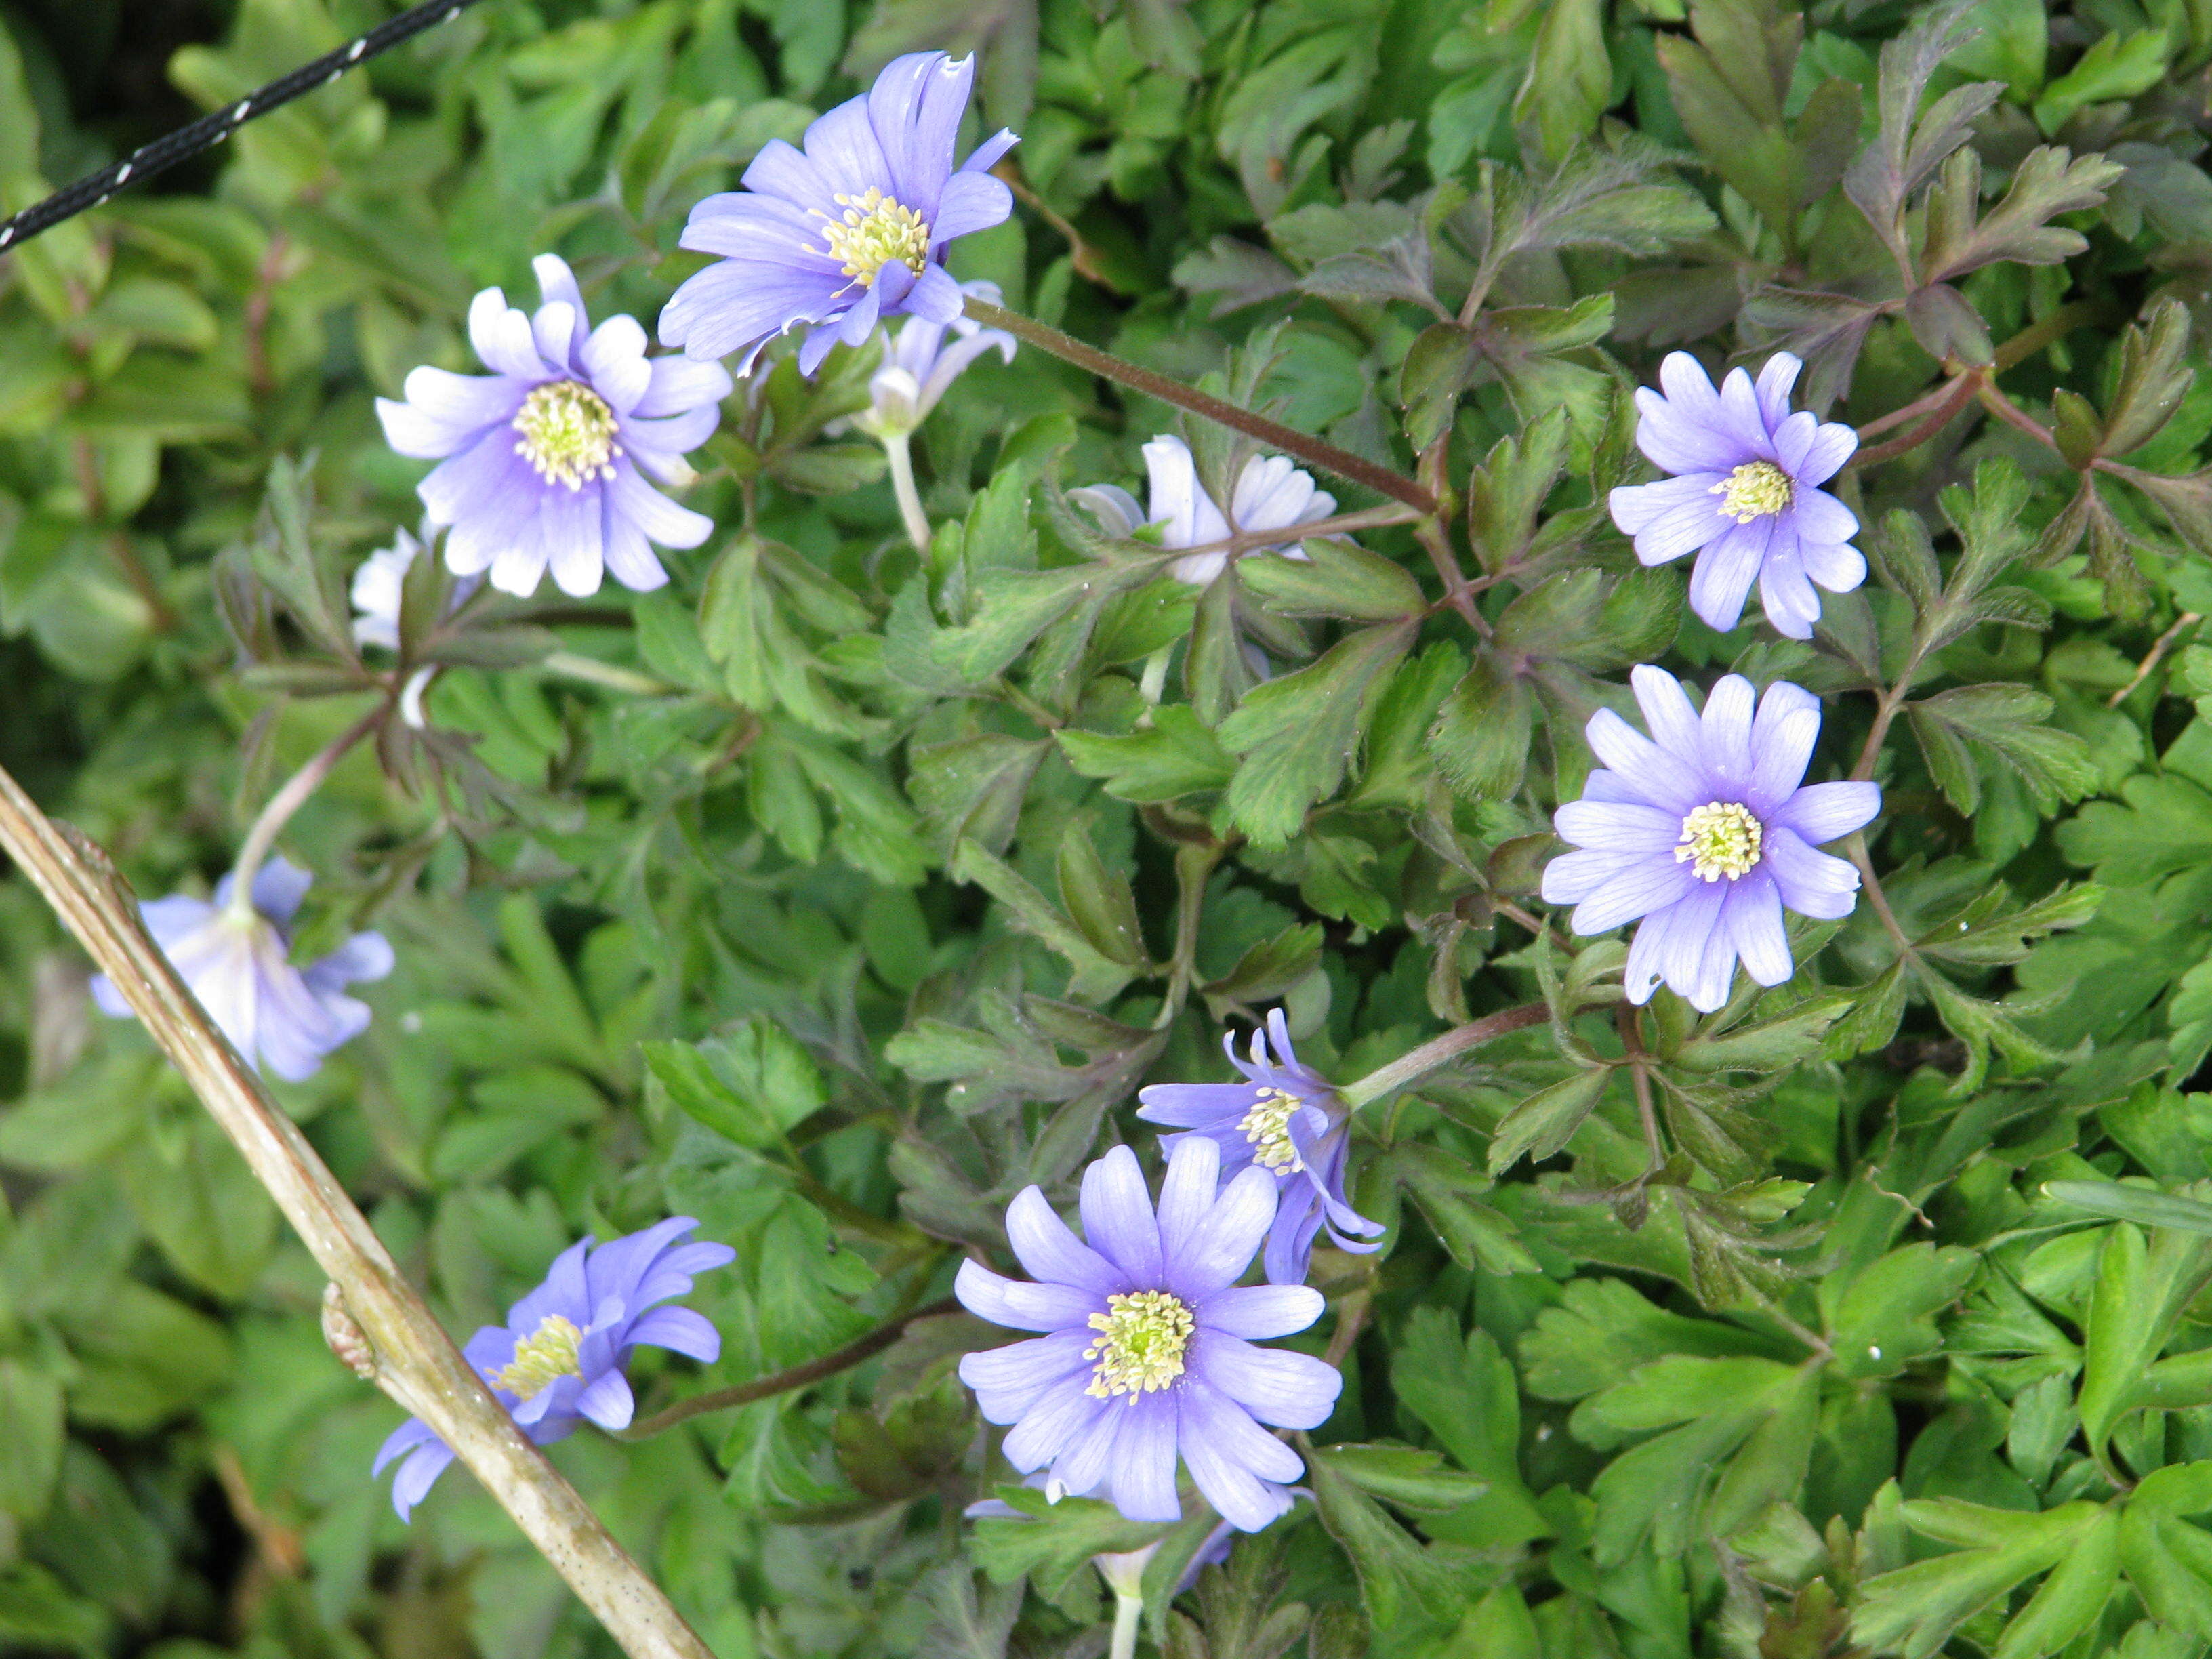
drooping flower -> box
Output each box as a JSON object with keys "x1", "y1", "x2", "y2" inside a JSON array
[
  {"x1": 1073, "y1": 436, "x2": 1338, "y2": 587},
  {"x1": 1607, "y1": 352, "x2": 1861, "y2": 638},
  {"x1": 373, "y1": 1218, "x2": 734, "y2": 1521},
  {"x1": 1541, "y1": 665, "x2": 1881, "y2": 1012},
  {"x1": 91, "y1": 857, "x2": 392, "y2": 1082},
  {"x1": 659, "y1": 52, "x2": 1017, "y2": 376},
  {"x1": 852, "y1": 279, "x2": 1016, "y2": 441},
  {"x1": 350, "y1": 525, "x2": 480, "y2": 651},
  {"x1": 1136, "y1": 1010, "x2": 1384, "y2": 1286},
  {"x1": 376, "y1": 253, "x2": 731, "y2": 599},
  {"x1": 956, "y1": 1139, "x2": 1341, "y2": 1532}
]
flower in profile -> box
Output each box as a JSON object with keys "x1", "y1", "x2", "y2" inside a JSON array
[
  {"x1": 660, "y1": 52, "x2": 1016, "y2": 375},
  {"x1": 852, "y1": 279, "x2": 1016, "y2": 441},
  {"x1": 91, "y1": 857, "x2": 392, "y2": 1082},
  {"x1": 1137, "y1": 1010, "x2": 1384, "y2": 1286},
  {"x1": 376, "y1": 253, "x2": 731, "y2": 599},
  {"x1": 350, "y1": 526, "x2": 481, "y2": 652},
  {"x1": 1073, "y1": 436, "x2": 1338, "y2": 586},
  {"x1": 1542, "y1": 665, "x2": 1881, "y2": 1012},
  {"x1": 373, "y1": 1218, "x2": 734, "y2": 1521},
  {"x1": 1607, "y1": 352, "x2": 1860, "y2": 638},
  {"x1": 956, "y1": 1139, "x2": 1340, "y2": 1532}
]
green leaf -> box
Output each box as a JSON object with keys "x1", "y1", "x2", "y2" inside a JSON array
[
  {"x1": 1425, "y1": 653, "x2": 1533, "y2": 803},
  {"x1": 1237, "y1": 537, "x2": 1425, "y2": 622},
  {"x1": 953, "y1": 838, "x2": 1141, "y2": 1002},
  {"x1": 969, "y1": 1488, "x2": 1172, "y2": 1598},
  {"x1": 1056, "y1": 823, "x2": 1150, "y2": 970},
  {"x1": 0, "y1": 1361, "x2": 62, "y2": 1522},
  {"x1": 1217, "y1": 621, "x2": 1416, "y2": 848},
  {"x1": 1305, "y1": 1442, "x2": 1489, "y2": 1511},
  {"x1": 645, "y1": 1017, "x2": 828, "y2": 1150},
  {"x1": 2032, "y1": 28, "x2": 2170, "y2": 134},
  {"x1": 1487, "y1": 1065, "x2": 1611, "y2": 1172},
  {"x1": 1305, "y1": 1439, "x2": 1473, "y2": 1628},
  {"x1": 1853, "y1": 1500, "x2": 2105, "y2": 1659},
  {"x1": 1056, "y1": 706, "x2": 1237, "y2": 803},
  {"x1": 1921, "y1": 143, "x2": 2123, "y2": 283}
]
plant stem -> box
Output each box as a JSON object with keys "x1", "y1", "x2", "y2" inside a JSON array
[
  {"x1": 1338, "y1": 1002, "x2": 1548, "y2": 1109},
  {"x1": 1155, "y1": 840, "x2": 1223, "y2": 1029},
  {"x1": 228, "y1": 699, "x2": 390, "y2": 917},
  {"x1": 882, "y1": 430, "x2": 934, "y2": 552},
  {"x1": 1845, "y1": 832, "x2": 1914, "y2": 955},
  {"x1": 0, "y1": 764, "x2": 716, "y2": 1659},
  {"x1": 618, "y1": 1296, "x2": 960, "y2": 1438},
  {"x1": 1108, "y1": 1586, "x2": 1144, "y2": 1659},
  {"x1": 1617, "y1": 1004, "x2": 1664, "y2": 1176},
  {"x1": 1851, "y1": 371, "x2": 1984, "y2": 468},
  {"x1": 962, "y1": 298, "x2": 1437, "y2": 514},
  {"x1": 541, "y1": 651, "x2": 676, "y2": 697},
  {"x1": 2108, "y1": 612, "x2": 2203, "y2": 708}
]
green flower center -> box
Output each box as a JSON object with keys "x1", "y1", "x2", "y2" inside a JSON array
[
  {"x1": 1712, "y1": 459, "x2": 1793, "y2": 524},
  {"x1": 1084, "y1": 1290, "x2": 1195, "y2": 1401},
  {"x1": 513, "y1": 380, "x2": 620, "y2": 491},
  {"x1": 1239, "y1": 1088, "x2": 1306, "y2": 1174},
  {"x1": 490, "y1": 1313, "x2": 585, "y2": 1400},
  {"x1": 817, "y1": 188, "x2": 932, "y2": 287},
  {"x1": 1675, "y1": 801, "x2": 1763, "y2": 882}
]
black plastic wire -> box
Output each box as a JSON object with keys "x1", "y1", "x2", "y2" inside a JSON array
[{"x1": 0, "y1": 0, "x2": 489, "y2": 253}]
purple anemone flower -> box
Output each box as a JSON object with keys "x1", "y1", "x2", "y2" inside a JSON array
[
  {"x1": 376, "y1": 253, "x2": 731, "y2": 599},
  {"x1": 373, "y1": 1218, "x2": 734, "y2": 1521},
  {"x1": 91, "y1": 856, "x2": 392, "y2": 1082},
  {"x1": 659, "y1": 52, "x2": 1016, "y2": 375},
  {"x1": 853, "y1": 279, "x2": 1015, "y2": 440},
  {"x1": 1607, "y1": 352, "x2": 1860, "y2": 638},
  {"x1": 1136, "y1": 1010, "x2": 1384, "y2": 1286},
  {"x1": 1542, "y1": 665, "x2": 1881, "y2": 1012},
  {"x1": 956, "y1": 1140, "x2": 1341, "y2": 1532},
  {"x1": 1073, "y1": 436, "x2": 1337, "y2": 587}
]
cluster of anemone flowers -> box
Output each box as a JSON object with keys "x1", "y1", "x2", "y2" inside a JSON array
[{"x1": 85, "y1": 41, "x2": 1893, "y2": 1566}]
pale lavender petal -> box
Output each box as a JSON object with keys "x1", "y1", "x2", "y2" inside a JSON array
[
  {"x1": 1755, "y1": 352, "x2": 1801, "y2": 428},
  {"x1": 1080, "y1": 1145, "x2": 1164, "y2": 1282},
  {"x1": 1197, "y1": 1284, "x2": 1324, "y2": 1339},
  {"x1": 1772, "y1": 781, "x2": 1881, "y2": 845},
  {"x1": 1745, "y1": 708, "x2": 1819, "y2": 815},
  {"x1": 1724, "y1": 873, "x2": 1792, "y2": 985},
  {"x1": 389, "y1": 1440, "x2": 457, "y2": 1522},
  {"x1": 1628, "y1": 663, "x2": 1703, "y2": 759},
  {"x1": 468, "y1": 287, "x2": 544, "y2": 379},
  {"x1": 956, "y1": 1261, "x2": 1101, "y2": 1332},
  {"x1": 1181, "y1": 1376, "x2": 1305, "y2": 1484},
  {"x1": 1191, "y1": 1334, "x2": 1341, "y2": 1429},
  {"x1": 1613, "y1": 476, "x2": 1729, "y2": 565},
  {"x1": 1656, "y1": 881, "x2": 1729, "y2": 1006},
  {"x1": 1787, "y1": 487, "x2": 1856, "y2": 545},
  {"x1": 579, "y1": 314, "x2": 651, "y2": 413},
  {"x1": 1136, "y1": 1082, "x2": 1256, "y2": 1130},
  {"x1": 1570, "y1": 855, "x2": 1698, "y2": 934},
  {"x1": 1006, "y1": 1187, "x2": 1123, "y2": 1293},
  {"x1": 1624, "y1": 912, "x2": 1668, "y2": 1004},
  {"x1": 530, "y1": 255, "x2": 590, "y2": 357},
  {"x1": 575, "y1": 1368, "x2": 635, "y2": 1430},
  {"x1": 1802, "y1": 537, "x2": 1866, "y2": 593},
  {"x1": 538, "y1": 485, "x2": 606, "y2": 598},
  {"x1": 1584, "y1": 708, "x2": 1704, "y2": 815},
  {"x1": 962, "y1": 128, "x2": 1020, "y2": 175},
  {"x1": 1169, "y1": 1165, "x2": 1277, "y2": 1301},
  {"x1": 374, "y1": 1418, "x2": 441, "y2": 1476},
  {"x1": 634, "y1": 356, "x2": 734, "y2": 419},
  {"x1": 1757, "y1": 542, "x2": 1823, "y2": 640},
  {"x1": 1761, "y1": 827, "x2": 1862, "y2": 919},
  {"x1": 623, "y1": 1305, "x2": 721, "y2": 1362},
  {"x1": 1553, "y1": 800, "x2": 1681, "y2": 853},
  {"x1": 1699, "y1": 674, "x2": 1757, "y2": 793},
  {"x1": 960, "y1": 1331, "x2": 1092, "y2": 1422},
  {"x1": 904, "y1": 262, "x2": 966, "y2": 325},
  {"x1": 1634, "y1": 386, "x2": 1748, "y2": 474},
  {"x1": 1000, "y1": 1376, "x2": 1109, "y2": 1472},
  {"x1": 1048, "y1": 1389, "x2": 1128, "y2": 1498},
  {"x1": 1109, "y1": 1394, "x2": 1182, "y2": 1524},
  {"x1": 800, "y1": 95, "x2": 892, "y2": 201},
  {"x1": 1782, "y1": 418, "x2": 1857, "y2": 485},
  {"x1": 609, "y1": 464, "x2": 712, "y2": 551},
  {"x1": 931, "y1": 169, "x2": 1012, "y2": 245},
  {"x1": 1541, "y1": 847, "x2": 1647, "y2": 905},
  {"x1": 1155, "y1": 1134, "x2": 1223, "y2": 1266},
  {"x1": 738, "y1": 139, "x2": 834, "y2": 207},
  {"x1": 602, "y1": 519, "x2": 668, "y2": 592},
  {"x1": 661, "y1": 262, "x2": 835, "y2": 360},
  {"x1": 1688, "y1": 517, "x2": 1771, "y2": 632},
  {"x1": 249, "y1": 857, "x2": 315, "y2": 922},
  {"x1": 1262, "y1": 1201, "x2": 1327, "y2": 1288},
  {"x1": 1144, "y1": 436, "x2": 1229, "y2": 548},
  {"x1": 1715, "y1": 365, "x2": 1769, "y2": 452}
]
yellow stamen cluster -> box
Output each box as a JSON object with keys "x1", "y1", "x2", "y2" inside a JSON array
[
  {"x1": 1239, "y1": 1088, "x2": 1306, "y2": 1174},
  {"x1": 513, "y1": 380, "x2": 620, "y2": 491},
  {"x1": 1712, "y1": 459, "x2": 1793, "y2": 523},
  {"x1": 490, "y1": 1313, "x2": 585, "y2": 1401},
  {"x1": 1675, "y1": 801, "x2": 1763, "y2": 882},
  {"x1": 817, "y1": 188, "x2": 932, "y2": 287},
  {"x1": 1084, "y1": 1290, "x2": 1195, "y2": 1402}
]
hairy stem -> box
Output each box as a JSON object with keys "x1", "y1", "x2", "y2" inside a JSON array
[
  {"x1": 963, "y1": 298, "x2": 1437, "y2": 514},
  {"x1": 2108, "y1": 611, "x2": 2203, "y2": 708},
  {"x1": 1617, "y1": 1004, "x2": 1664, "y2": 1176},
  {"x1": 619, "y1": 1296, "x2": 961, "y2": 1438},
  {"x1": 1155, "y1": 839, "x2": 1224, "y2": 1029},
  {"x1": 1339, "y1": 1002, "x2": 1548, "y2": 1109},
  {"x1": 228, "y1": 699, "x2": 390, "y2": 916},
  {"x1": 882, "y1": 430, "x2": 935, "y2": 553},
  {"x1": 541, "y1": 651, "x2": 677, "y2": 698},
  {"x1": 0, "y1": 764, "x2": 714, "y2": 1659}
]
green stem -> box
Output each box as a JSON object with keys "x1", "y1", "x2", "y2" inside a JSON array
[
  {"x1": 1155, "y1": 840, "x2": 1223, "y2": 1029},
  {"x1": 962, "y1": 297, "x2": 1437, "y2": 514},
  {"x1": 227, "y1": 699, "x2": 390, "y2": 918},
  {"x1": 1108, "y1": 1589, "x2": 1143, "y2": 1659},
  {"x1": 882, "y1": 430, "x2": 934, "y2": 553},
  {"x1": 617, "y1": 1295, "x2": 960, "y2": 1439},
  {"x1": 540, "y1": 651, "x2": 676, "y2": 697},
  {"x1": 1338, "y1": 1002, "x2": 1548, "y2": 1109}
]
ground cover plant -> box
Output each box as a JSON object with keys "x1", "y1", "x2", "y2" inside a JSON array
[{"x1": 18, "y1": 0, "x2": 2212, "y2": 1655}]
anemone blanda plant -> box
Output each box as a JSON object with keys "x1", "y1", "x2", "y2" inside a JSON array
[
  {"x1": 1074, "y1": 435, "x2": 1339, "y2": 587},
  {"x1": 851, "y1": 277, "x2": 1016, "y2": 442},
  {"x1": 1607, "y1": 352, "x2": 1861, "y2": 638},
  {"x1": 1542, "y1": 665, "x2": 1881, "y2": 1012},
  {"x1": 91, "y1": 856, "x2": 392, "y2": 1082},
  {"x1": 1137, "y1": 1009, "x2": 1383, "y2": 1286},
  {"x1": 956, "y1": 1139, "x2": 1340, "y2": 1532},
  {"x1": 350, "y1": 525, "x2": 480, "y2": 652},
  {"x1": 376, "y1": 253, "x2": 731, "y2": 599},
  {"x1": 373, "y1": 1218, "x2": 734, "y2": 1521},
  {"x1": 659, "y1": 52, "x2": 1016, "y2": 375}
]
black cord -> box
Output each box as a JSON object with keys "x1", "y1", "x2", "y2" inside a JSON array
[{"x1": 0, "y1": 0, "x2": 490, "y2": 253}]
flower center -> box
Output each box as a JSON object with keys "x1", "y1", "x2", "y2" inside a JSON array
[
  {"x1": 490, "y1": 1313, "x2": 585, "y2": 1400},
  {"x1": 1084, "y1": 1290, "x2": 1195, "y2": 1402},
  {"x1": 512, "y1": 380, "x2": 620, "y2": 491},
  {"x1": 817, "y1": 188, "x2": 932, "y2": 287},
  {"x1": 1675, "y1": 801, "x2": 1763, "y2": 882},
  {"x1": 1239, "y1": 1088, "x2": 1306, "y2": 1175},
  {"x1": 1711, "y1": 459, "x2": 1793, "y2": 524}
]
